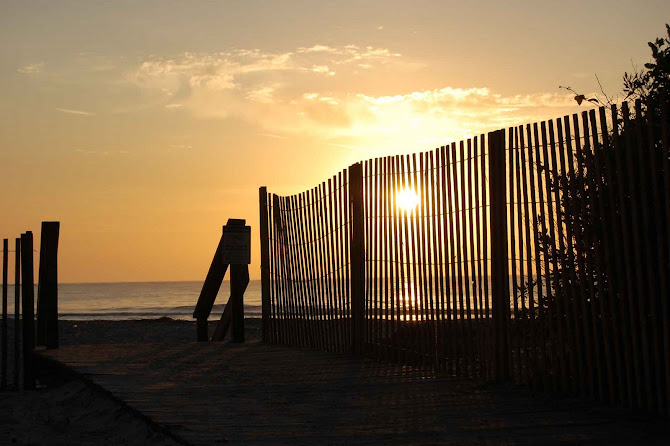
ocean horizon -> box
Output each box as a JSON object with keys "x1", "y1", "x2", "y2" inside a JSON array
[
  {"x1": 4, "y1": 276, "x2": 507, "y2": 321},
  {"x1": 4, "y1": 280, "x2": 263, "y2": 321}
]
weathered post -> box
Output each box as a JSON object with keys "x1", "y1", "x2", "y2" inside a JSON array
[
  {"x1": 36, "y1": 222, "x2": 60, "y2": 349},
  {"x1": 21, "y1": 231, "x2": 35, "y2": 390},
  {"x1": 259, "y1": 187, "x2": 271, "y2": 342},
  {"x1": 193, "y1": 234, "x2": 228, "y2": 342},
  {"x1": 196, "y1": 318, "x2": 208, "y2": 342},
  {"x1": 231, "y1": 264, "x2": 249, "y2": 343},
  {"x1": 349, "y1": 163, "x2": 365, "y2": 356},
  {"x1": 222, "y1": 219, "x2": 251, "y2": 343},
  {"x1": 2, "y1": 239, "x2": 7, "y2": 388},
  {"x1": 13, "y1": 238, "x2": 20, "y2": 388},
  {"x1": 488, "y1": 130, "x2": 511, "y2": 382}
]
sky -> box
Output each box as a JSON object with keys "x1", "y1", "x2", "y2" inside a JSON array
[{"x1": 0, "y1": 0, "x2": 667, "y2": 283}]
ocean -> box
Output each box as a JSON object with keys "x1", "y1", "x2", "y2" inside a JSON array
[
  {"x1": 3, "y1": 281, "x2": 263, "y2": 321},
  {"x1": 3, "y1": 276, "x2": 503, "y2": 322}
]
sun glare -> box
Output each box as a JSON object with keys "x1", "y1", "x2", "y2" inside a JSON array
[{"x1": 396, "y1": 188, "x2": 420, "y2": 212}]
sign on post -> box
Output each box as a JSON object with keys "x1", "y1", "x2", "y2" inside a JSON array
[{"x1": 223, "y1": 225, "x2": 251, "y2": 265}]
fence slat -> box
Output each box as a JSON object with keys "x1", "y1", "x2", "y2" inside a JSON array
[
  {"x1": 659, "y1": 97, "x2": 670, "y2": 414},
  {"x1": 440, "y1": 146, "x2": 455, "y2": 374},
  {"x1": 518, "y1": 126, "x2": 535, "y2": 387},
  {"x1": 20, "y1": 232, "x2": 35, "y2": 390},
  {"x1": 606, "y1": 105, "x2": 634, "y2": 405},
  {"x1": 267, "y1": 193, "x2": 277, "y2": 343},
  {"x1": 2, "y1": 239, "x2": 7, "y2": 389},
  {"x1": 511, "y1": 128, "x2": 527, "y2": 384},
  {"x1": 556, "y1": 117, "x2": 581, "y2": 396},
  {"x1": 13, "y1": 238, "x2": 20, "y2": 388},
  {"x1": 620, "y1": 102, "x2": 648, "y2": 408},
  {"x1": 598, "y1": 107, "x2": 627, "y2": 402},
  {"x1": 642, "y1": 101, "x2": 666, "y2": 412},
  {"x1": 418, "y1": 152, "x2": 430, "y2": 365},
  {"x1": 382, "y1": 158, "x2": 391, "y2": 361},
  {"x1": 327, "y1": 180, "x2": 341, "y2": 351},
  {"x1": 476, "y1": 135, "x2": 491, "y2": 379},
  {"x1": 391, "y1": 157, "x2": 403, "y2": 362},
  {"x1": 259, "y1": 187, "x2": 271, "y2": 342},
  {"x1": 434, "y1": 149, "x2": 443, "y2": 369},
  {"x1": 587, "y1": 109, "x2": 616, "y2": 402},
  {"x1": 489, "y1": 130, "x2": 510, "y2": 381},
  {"x1": 505, "y1": 128, "x2": 523, "y2": 381},
  {"x1": 579, "y1": 111, "x2": 604, "y2": 400},
  {"x1": 349, "y1": 163, "x2": 365, "y2": 355},
  {"x1": 633, "y1": 99, "x2": 663, "y2": 412}
]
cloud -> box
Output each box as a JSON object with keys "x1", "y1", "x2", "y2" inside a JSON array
[
  {"x1": 327, "y1": 142, "x2": 360, "y2": 150},
  {"x1": 56, "y1": 108, "x2": 96, "y2": 116},
  {"x1": 125, "y1": 45, "x2": 587, "y2": 155},
  {"x1": 257, "y1": 133, "x2": 285, "y2": 139},
  {"x1": 127, "y1": 45, "x2": 406, "y2": 123},
  {"x1": 17, "y1": 62, "x2": 44, "y2": 75},
  {"x1": 75, "y1": 149, "x2": 128, "y2": 156},
  {"x1": 167, "y1": 144, "x2": 193, "y2": 153}
]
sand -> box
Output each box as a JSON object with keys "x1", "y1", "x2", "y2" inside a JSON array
[
  {"x1": 58, "y1": 317, "x2": 262, "y2": 345},
  {"x1": 0, "y1": 317, "x2": 262, "y2": 445}
]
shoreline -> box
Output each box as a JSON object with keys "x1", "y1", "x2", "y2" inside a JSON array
[
  {"x1": 2, "y1": 317, "x2": 263, "y2": 347},
  {"x1": 58, "y1": 317, "x2": 263, "y2": 345}
]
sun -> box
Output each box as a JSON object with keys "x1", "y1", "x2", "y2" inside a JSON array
[{"x1": 396, "y1": 188, "x2": 420, "y2": 212}]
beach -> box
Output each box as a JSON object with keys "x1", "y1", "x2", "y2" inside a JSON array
[{"x1": 0, "y1": 317, "x2": 262, "y2": 445}]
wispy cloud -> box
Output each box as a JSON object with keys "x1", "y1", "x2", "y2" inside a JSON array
[
  {"x1": 17, "y1": 62, "x2": 44, "y2": 75},
  {"x1": 257, "y1": 133, "x2": 285, "y2": 139},
  {"x1": 56, "y1": 108, "x2": 95, "y2": 116},
  {"x1": 75, "y1": 148, "x2": 128, "y2": 156},
  {"x1": 327, "y1": 142, "x2": 360, "y2": 150},
  {"x1": 122, "y1": 44, "x2": 587, "y2": 155},
  {"x1": 127, "y1": 45, "x2": 410, "y2": 124}
]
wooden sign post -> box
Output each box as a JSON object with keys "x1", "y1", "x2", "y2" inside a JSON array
[
  {"x1": 193, "y1": 219, "x2": 250, "y2": 343},
  {"x1": 222, "y1": 220, "x2": 250, "y2": 343}
]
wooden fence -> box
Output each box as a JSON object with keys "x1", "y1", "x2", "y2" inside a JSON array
[
  {"x1": 1, "y1": 222, "x2": 60, "y2": 390},
  {"x1": 259, "y1": 99, "x2": 670, "y2": 415}
]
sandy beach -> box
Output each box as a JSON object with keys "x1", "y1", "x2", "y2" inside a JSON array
[{"x1": 0, "y1": 317, "x2": 261, "y2": 445}]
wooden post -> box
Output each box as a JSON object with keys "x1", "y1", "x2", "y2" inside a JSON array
[
  {"x1": 2, "y1": 239, "x2": 7, "y2": 389},
  {"x1": 489, "y1": 130, "x2": 510, "y2": 382},
  {"x1": 196, "y1": 318, "x2": 208, "y2": 342},
  {"x1": 36, "y1": 222, "x2": 59, "y2": 349},
  {"x1": 193, "y1": 233, "x2": 229, "y2": 341},
  {"x1": 211, "y1": 295, "x2": 233, "y2": 341},
  {"x1": 223, "y1": 219, "x2": 250, "y2": 344},
  {"x1": 259, "y1": 187, "x2": 271, "y2": 343},
  {"x1": 231, "y1": 264, "x2": 249, "y2": 343},
  {"x1": 349, "y1": 162, "x2": 365, "y2": 356},
  {"x1": 13, "y1": 238, "x2": 20, "y2": 389},
  {"x1": 21, "y1": 232, "x2": 35, "y2": 390}
]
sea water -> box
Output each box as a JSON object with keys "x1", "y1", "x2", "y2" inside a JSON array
[
  {"x1": 3, "y1": 281, "x2": 262, "y2": 321},
  {"x1": 3, "y1": 275, "x2": 512, "y2": 321}
]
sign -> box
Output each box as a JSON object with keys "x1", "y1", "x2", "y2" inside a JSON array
[{"x1": 223, "y1": 225, "x2": 251, "y2": 265}]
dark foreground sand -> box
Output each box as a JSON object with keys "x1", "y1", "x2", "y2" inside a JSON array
[
  {"x1": 0, "y1": 318, "x2": 261, "y2": 445},
  {"x1": 0, "y1": 379, "x2": 180, "y2": 445},
  {"x1": 57, "y1": 317, "x2": 262, "y2": 345}
]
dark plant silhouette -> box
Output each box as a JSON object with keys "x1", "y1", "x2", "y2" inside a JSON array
[{"x1": 533, "y1": 24, "x2": 670, "y2": 327}]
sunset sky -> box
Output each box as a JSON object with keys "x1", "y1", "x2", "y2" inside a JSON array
[{"x1": 1, "y1": 0, "x2": 667, "y2": 283}]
